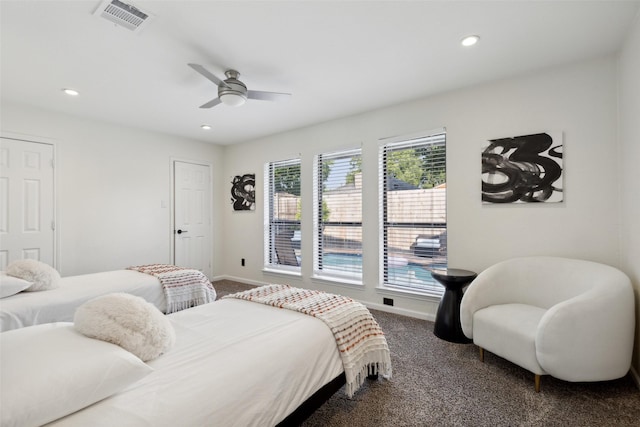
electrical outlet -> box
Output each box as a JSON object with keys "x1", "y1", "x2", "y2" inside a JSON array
[
  {"x1": 383, "y1": 297, "x2": 394, "y2": 306},
  {"x1": 241, "y1": 258, "x2": 245, "y2": 267}
]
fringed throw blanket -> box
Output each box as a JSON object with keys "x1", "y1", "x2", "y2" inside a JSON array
[
  {"x1": 127, "y1": 264, "x2": 217, "y2": 314},
  {"x1": 224, "y1": 284, "x2": 392, "y2": 397}
]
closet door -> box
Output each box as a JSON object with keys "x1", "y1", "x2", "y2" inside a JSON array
[
  {"x1": 173, "y1": 160, "x2": 211, "y2": 278},
  {"x1": 0, "y1": 137, "x2": 55, "y2": 269}
]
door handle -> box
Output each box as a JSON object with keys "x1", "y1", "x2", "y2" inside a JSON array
[{"x1": 176, "y1": 229, "x2": 188, "y2": 234}]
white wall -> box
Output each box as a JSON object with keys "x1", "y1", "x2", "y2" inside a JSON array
[
  {"x1": 618, "y1": 13, "x2": 640, "y2": 379},
  {"x1": 0, "y1": 102, "x2": 224, "y2": 277},
  {"x1": 221, "y1": 57, "x2": 621, "y2": 319}
]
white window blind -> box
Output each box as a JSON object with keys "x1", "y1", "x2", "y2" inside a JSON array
[
  {"x1": 264, "y1": 158, "x2": 301, "y2": 270},
  {"x1": 313, "y1": 148, "x2": 362, "y2": 282},
  {"x1": 379, "y1": 131, "x2": 447, "y2": 296}
]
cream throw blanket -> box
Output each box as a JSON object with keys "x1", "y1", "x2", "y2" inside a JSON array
[
  {"x1": 127, "y1": 264, "x2": 216, "y2": 313},
  {"x1": 224, "y1": 284, "x2": 392, "y2": 397}
]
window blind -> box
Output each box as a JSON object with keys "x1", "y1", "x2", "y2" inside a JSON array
[
  {"x1": 265, "y1": 158, "x2": 301, "y2": 270},
  {"x1": 379, "y1": 131, "x2": 447, "y2": 295},
  {"x1": 313, "y1": 148, "x2": 362, "y2": 281}
]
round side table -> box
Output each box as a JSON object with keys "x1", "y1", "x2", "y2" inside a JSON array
[{"x1": 431, "y1": 268, "x2": 477, "y2": 343}]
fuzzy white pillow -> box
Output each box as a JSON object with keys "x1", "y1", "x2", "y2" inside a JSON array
[
  {"x1": 74, "y1": 293, "x2": 176, "y2": 362},
  {"x1": 6, "y1": 259, "x2": 60, "y2": 292}
]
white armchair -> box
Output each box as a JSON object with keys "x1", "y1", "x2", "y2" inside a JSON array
[{"x1": 460, "y1": 256, "x2": 635, "y2": 392}]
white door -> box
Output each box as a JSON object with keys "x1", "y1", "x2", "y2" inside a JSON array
[
  {"x1": 0, "y1": 138, "x2": 55, "y2": 270},
  {"x1": 173, "y1": 161, "x2": 211, "y2": 277}
]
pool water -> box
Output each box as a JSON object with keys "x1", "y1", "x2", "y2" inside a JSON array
[{"x1": 321, "y1": 253, "x2": 445, "y2": 292}]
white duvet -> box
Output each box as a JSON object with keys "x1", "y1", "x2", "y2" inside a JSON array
[
  {"x1": 46, "y1": 298, "x2": 344, "y2": 427},
  {"x1": 0, "y1": 270, "x2": 166, "y2": 332}
]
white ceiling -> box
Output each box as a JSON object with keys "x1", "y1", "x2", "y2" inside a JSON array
[{"x1": 1, "y1": 1, "x2": 639, "y2": 145}]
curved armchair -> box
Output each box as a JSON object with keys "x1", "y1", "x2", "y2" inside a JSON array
[{"x1": 460, "y1": 257, "x2": 635, "y2": 391}]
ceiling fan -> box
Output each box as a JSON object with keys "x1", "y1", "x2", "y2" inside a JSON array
[{"x1": 188, "y1": 63, "x2": 291, "y2": 108}]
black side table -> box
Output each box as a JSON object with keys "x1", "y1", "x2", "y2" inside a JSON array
[{"x1": 431, "y1": 268, "x2": 477, "y2": 343}]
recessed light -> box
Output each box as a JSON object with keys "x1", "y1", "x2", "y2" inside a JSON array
[
  {"x1": 461, "y1": 35, "x2": 480, "y2": 47},
  {"x1": 62, "y1": 88, "x2": 79, "y2": 96},
  {"x1": 201, "y1": 124, "x2": 212, "y2": 130}
]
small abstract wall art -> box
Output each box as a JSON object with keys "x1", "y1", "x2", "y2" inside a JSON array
[
  {"x1": 481, "y1": 132, "x2": 563, "y2": 204},
  {"x1": 231, "y1": 173, "x2": 255, "y2": 211}
]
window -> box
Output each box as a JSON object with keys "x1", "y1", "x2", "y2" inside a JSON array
[
  {"x1": 379, "y1": 130, "x2": 447, "y2": 296},
  {"x1": 313, "y1": 148, "x2": 362, "y2": 282},
  {"x1": 264, "y1": 158, "x2": 301, "y2": 271}
]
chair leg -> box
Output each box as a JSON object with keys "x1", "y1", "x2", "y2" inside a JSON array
[
  {"x1": 479, "y1": 346, "x2": 484, "y2": 363},
  {"x1": 534, "y1": 374, "x2": 541, "y2": 393}
]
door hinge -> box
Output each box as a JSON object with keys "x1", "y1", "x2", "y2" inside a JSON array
[
  {"x1": 50, "y1": 158, "x2": 55, "y2": 168},
  {"x1": 51, "y1": 221, "x2": 55, "y2": 230}
]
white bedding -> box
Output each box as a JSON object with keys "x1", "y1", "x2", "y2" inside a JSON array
[
  {"x1": 46, "y1": 298, "x2": 344, "y2": 427},
  {"x1": 0, "y1": 270, "x2": 166, "y2": 332}
]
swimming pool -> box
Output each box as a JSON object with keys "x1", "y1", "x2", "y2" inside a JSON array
[{"x1": 321, "y1": 253, "x2": 445, "y2": 292}]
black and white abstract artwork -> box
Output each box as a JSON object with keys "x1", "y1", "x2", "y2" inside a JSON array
[
  {"x1": 231, "y1": 173, "x2": 255, "y2": 211},
  {"x1": 481, "y1": 132, "x2": 563, "y2": 204}
]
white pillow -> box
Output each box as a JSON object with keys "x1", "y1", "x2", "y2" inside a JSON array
[
  {"x1": 0, "y1": 272, "x2": 32, "y2": 298},
  {"x1": 5, "y1": 259, "x2": 60, "y2": 291},
  {"x1": 0, "y1": 322, "x2": 153, "y2": 427},
  {"x1": 74, "y1": 293, "x2": 176, "y2": 362}
]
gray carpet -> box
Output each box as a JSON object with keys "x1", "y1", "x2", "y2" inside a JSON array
[{"x1": 213, "y1": 280, "x2": 640, "y2": 426}]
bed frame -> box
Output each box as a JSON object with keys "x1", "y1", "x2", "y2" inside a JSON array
[
  {"x1": 278, "y1": 373, "x2": 379, "y2": 426},
  {"x1": 277, "y1": 373, "x2": 346, "y2": 426}
]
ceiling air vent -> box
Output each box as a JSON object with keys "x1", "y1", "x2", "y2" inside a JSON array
[{"x1": 94, "y1": 0, "x2": 153, "y2": 33}]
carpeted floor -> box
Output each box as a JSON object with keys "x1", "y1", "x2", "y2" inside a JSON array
[{"x1": 213, "y1": 280, "x2": 640, "y2": 426}]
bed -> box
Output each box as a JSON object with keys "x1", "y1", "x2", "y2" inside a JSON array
[
  {"x1": 0, "y1": 265, "x2": 216, "y2": 332},
  {"x1": 0, "y1": 285, "x2": 391, "y2": 427}
]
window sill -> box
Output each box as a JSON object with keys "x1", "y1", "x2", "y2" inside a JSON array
[
  {"x1": 262, "y1": 267, "x2": 302, "y2": 278},
  {"x1": 311, "y1": 274, "x2": 364, "y2": 289},
  {"x1": 375, "y1": 285, "x2": 442, "y2": 302}
]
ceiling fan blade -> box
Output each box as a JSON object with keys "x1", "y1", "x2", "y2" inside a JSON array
[
  {"x1": 199, "y1": 98, "x2": 222, "y2": 109},
  {"x1": 247, "y1": 90, "x2": 292, "y2": 102},
  {"x1": 188, "y1": 63, "x2": 229, "y2": 88}
]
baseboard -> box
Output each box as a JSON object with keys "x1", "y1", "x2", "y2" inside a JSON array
[
  {"x1": 361, "y1": 302, "x2": 436, "y2": 322},
  {"x1": 211, "y1": 274, "x2": 264, "y2": 287},
  {"x1": 630, "y1": 365, "x2": 640, "y2": 390}
]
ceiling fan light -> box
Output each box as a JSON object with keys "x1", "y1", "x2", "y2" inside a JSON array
[{"x1": 219, "y1": 93, "x2": 247, "y2": 107}]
